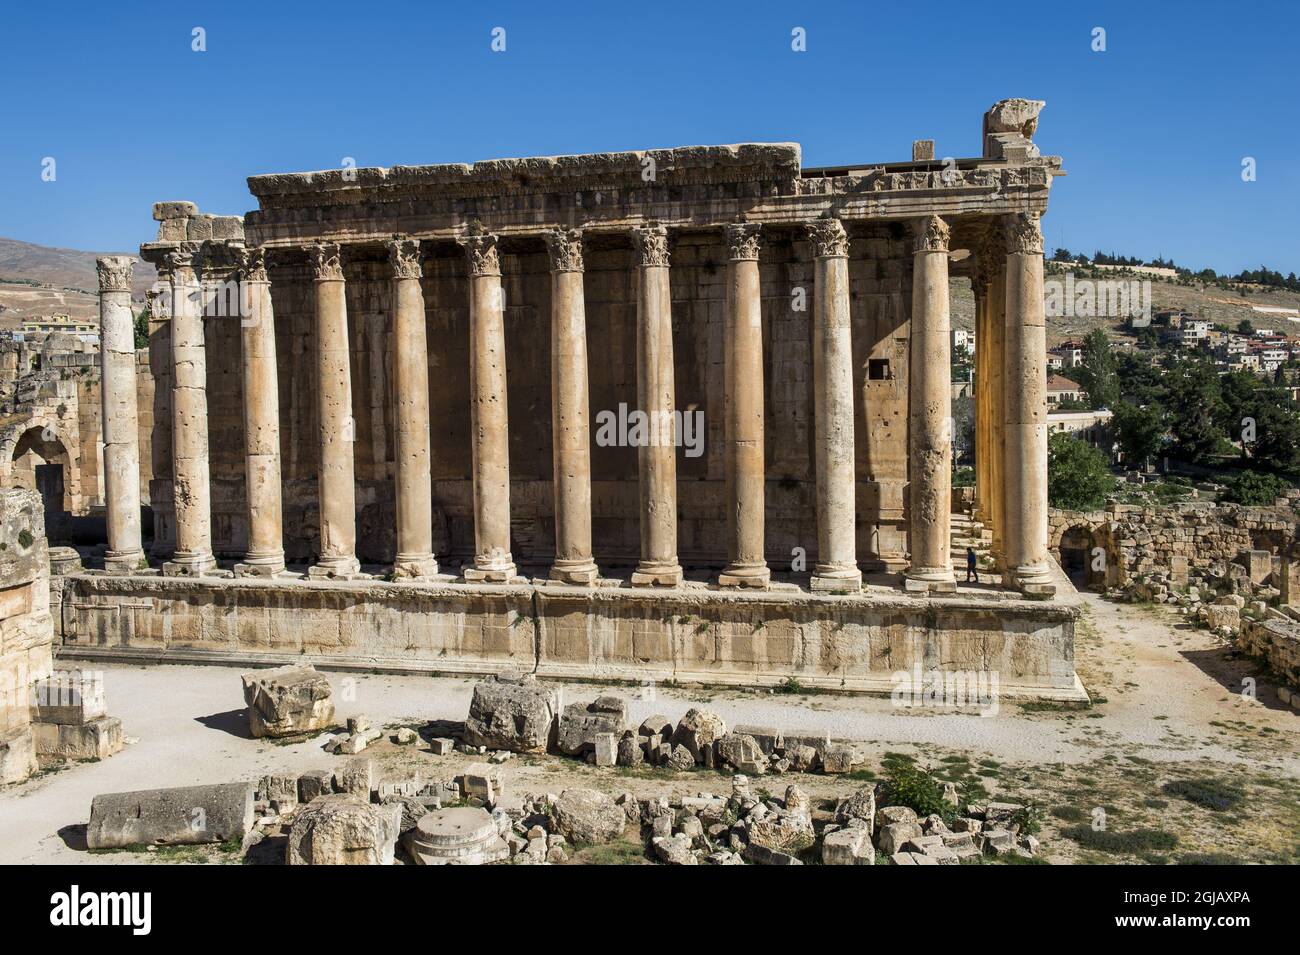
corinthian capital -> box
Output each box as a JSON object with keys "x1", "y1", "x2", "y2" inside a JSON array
[
  {"x1": 310, "y1": 241, "x2": 344, "y2": 281},
  {"x1": 630, "y1": 223, "x2": 670, "y2": 268},
  {"x1": 544, "y1": 228, "x2": 584, "y2": 273},
  {"x1": 241, "y1": 246, "x2": 269, "y2": 283},
  {"x1": 806, "y1": 217, "x2": 849, "y2": 258},
  {"x1": 1003, "y1": 212, "x2": 1043, "y2": 256},
  {"x1": 163, "y1": 245, "x2": 197, "y2": 283},
  {"x1": 95, "y1": 256, "x2": 134, "y2": 293},
  {"x1": 912, "y1": 215, "x2": 950, "y2": 254},
  {"x1": 724, "y1": 222, "x2": 761, "y2": 261},
  {"x1": 387, "y1": 236, "x2": 422, "y2": 280},
  {"x1": 458, "y1": 231, "x2": 500, "y2": 277}
]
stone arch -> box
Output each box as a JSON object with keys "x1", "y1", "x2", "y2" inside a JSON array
[
  {"x1": 1057, "y1": 523, "x2": 1106, "y2": 590},
  {"x1": 1, "y1": 417, "x2": 80, "y2": 543}
]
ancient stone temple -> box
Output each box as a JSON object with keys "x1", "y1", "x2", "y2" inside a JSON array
[{"x1": 57, "y1": 98, "x2": 1084, "y2": 700}]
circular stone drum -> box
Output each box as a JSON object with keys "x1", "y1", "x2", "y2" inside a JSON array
[{"x1": 406, "y1": 807, "x2": 509, "y2": 865}]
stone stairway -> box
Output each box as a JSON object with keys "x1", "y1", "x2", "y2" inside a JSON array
[{"x1": 950, "y1": 513, "x2": 993, "y2": 574}]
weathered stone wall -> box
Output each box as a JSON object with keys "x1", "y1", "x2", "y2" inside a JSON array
[
  {"x1": 0, "y1": 488, "x2": 54, "y2": 783},
  {"x1": 180, "y1": 225, "x2": 914, "y2": 569},
  {"x1": 1237, "y1": 618, "x2": 1300, "y2": 692},
  {"x1": 55, "y1": 572, "x2": 1083, "y2": 699},
  {"x1": 1049, "y1": 502, "x2": 1299, "y2": 587}
]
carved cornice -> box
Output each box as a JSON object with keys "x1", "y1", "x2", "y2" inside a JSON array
[
  {"x1": 1003, "y1": 212, "x2": 1043, "y2": 256},
  {"x1": 387, "y1": 236, "x2": 422, "y2": 280},
  {"x1": 631, "y1": 223, "x2": 670, "y2": 268},
  {"x1": 457, "y1": 231, "x2": 501, "y2": 277},
  {"x1": 95, "y1": 256, "x2": 134, "y2": 293},
  {"x1": 544, "y1": 228, "x2": 584, "y2": 273},
  {"x1": 241, "y1": 246, "x2": 269, "y2": 283},
  {"x1": 724, "y1": 222, "x2": 761, "y2": 261},
  {"x1": 806, "y1": 217, "x2": 849, "y2": 258},
  {"x1": 310, "y1": 241, "x2": 344, "y2": 281},
  {"x1": 912, "y1": 215, "x2": 950, "y2": 254}
]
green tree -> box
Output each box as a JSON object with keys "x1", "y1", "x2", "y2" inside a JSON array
[
  {"x1": 1074, "y1": 329, "x2": 1119, "y2": 409},
  {"x1": 1164, "y1": 357, "x2": 1226, "y2": 465},
  {"x1": 1248, "y1": 401, "x2": 1300, "y2": 475},
  {"x1": 1222, "y1": 470, "x2": 1291, "y2": 506},
  {"x1": 1237, "y1": 318, "x2": 1255, "y2": 336},
  {"x1": 1112, "y1": 400, "x2": 1165, "y2": 469},
  {"x1": 133, "y1": 309, "x2": 150, "y2": 350},
  {"x1": 1048, "y1": 432, "x2": 1115, "y2": 510}
]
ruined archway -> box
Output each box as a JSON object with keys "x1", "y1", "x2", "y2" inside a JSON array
[
  {"x1": 4, "y1": 423, "x2": 75, "y2": 544},
  {"x1": 1058, "y1": 524, "x2": 1105, "y2": 591}
]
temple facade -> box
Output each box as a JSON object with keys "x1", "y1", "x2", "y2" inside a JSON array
[{"x1": 62, "y1": 98, "x2": 1083, "y2": 699}]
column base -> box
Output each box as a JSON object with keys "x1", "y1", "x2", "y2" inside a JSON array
[
  {"x1": 550, "y1": 560, "x2": 600, "y2": 586},
  {"x1": 392, "y1": 556, "x2": 439, "y2": 580},
  {"x1": 307, "y1": 555, "x2": 362, "y2": 580},
  {"x1": 103, "y1": 551, "x2": 146, "y2": 575},
  {"x1": 234, "y1": 554, "x2": 288, "y2": 578},
  {"x1": 718, "y1": 563, "x2": 771, "y2": 589},
  {"x1": 1009, "y1": 563, "x2": 1057, "y2": 599},
  {"x1": 810, "y1": 565, "x2": 862, "y2": 593},
  {"x1": 463, "y1": 560, "x2": 517, "y2": 584},
  {"x1": 631, "y1": 561, "x2": 684, "y2": 587},
  {"x1": 903, "y1": 568, "x2": 958, "y2": 594},
  {"x1": 162, "y1": 552, "x2": 217, "y2": 577}
]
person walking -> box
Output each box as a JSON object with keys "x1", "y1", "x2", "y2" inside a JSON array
[{"x1": 966, "y1": 546, "x2": 979, "y2": 584}]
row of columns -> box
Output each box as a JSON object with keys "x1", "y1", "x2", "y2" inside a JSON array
[{"x1": 96, "y1": 213, "x2": 1050, "y2": 597}]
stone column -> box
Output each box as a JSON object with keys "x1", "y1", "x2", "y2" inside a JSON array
[
  {"x1": 387, "y1": 237, "x2": 438, "y2": 580},
  {"x1": 982, "y1": 237, "x2": 1007, "y2": 570},
  {"x1": 719, "y1": 222, "x2": 769, "y2": 588},
  {"x1": 233, "y1": 248, "x2": 286, "y2": 577},
  {"x1": 629, "y1": 223, "x2": 683, "y2": 587},
  {"x1": 1002, "y1": 213, "x2": 1055, "y2": 597},
  {"x1": 145, "y1": 282, "x2": 175, "y2": 561},
  {"x1": 807, "y1": 218, "x2": 861, "y2": 593},
  {"x1": 905, "y1": 216, "x2": 957, "y2": 592},
  {"x1": 458, "y1": 231, "x2": 516, "y2": 582},
  {"x1": 308, "y1": 242, "x2": 360, "y2": 579},
  {"x1": 162, "y1": 247, "x2": 216, "y2": 576},
  {"x1": 545, "y1": 228, "x2": 598, "y2": 585},
  {"x1": 95, "y1": 257, "x2": 145, "y2": 573},
  {"x1": 971, "y1": 269, "x2": 990, "y2": 528}
]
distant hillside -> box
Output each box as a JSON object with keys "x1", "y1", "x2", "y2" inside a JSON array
[{"x1": 0, "y1": 237, "x2": 156, "y2": 326}]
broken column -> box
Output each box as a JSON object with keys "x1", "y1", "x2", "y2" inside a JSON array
[
  {"x1": 807, "y1": 217, "x2": 861, "y2": 593},
  {"x1": 95, "y1": 256, "x2": 146, "y2": 573},
  {"x1": 86, "y1": 782, "x2": 255, "y2": 848}
]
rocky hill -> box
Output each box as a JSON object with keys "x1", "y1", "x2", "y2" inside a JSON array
[{"x1": 0, "y1": 237, "x2": 156, "y2": 326}]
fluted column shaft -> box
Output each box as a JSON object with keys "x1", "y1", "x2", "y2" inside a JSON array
[
  {"x1": 96, "y1": 256, "x2": 144, "y2": 572},
  {"x1": 235, "y1": 248, "x2": 285, "y2": 576},
  {"x1": 807, "y1": 218, "x2": 861, "y2": 592},
  {"x1": 546, "y1": 229, "x2": 598, "y2": 585},
  {"x1": 905, "y1": 216, "x2": 957, "y2": 592},
  {"x1": 719, "y1": 223, "x2": 769, "y2": 588},
  {"x1": 459, "y1": 232, "x2": 516, "y2": 582},
  {"x1": 163, "y1": 247, "x2": 215, "y2": 575},
  {"x1": 308, "y1": 242, "x2": 360, "y2": 579},
  {"x1": 388, "y1": 238, "x2": 437, "y2": 579},
  {"x1": 630, "y1": 224, "x2": 683, "y2": 587},
  {"x1": 1002, "y1": 213, "x2": 1055, "y2": 597},
  {"x1": 985, "y1": 241, "x2": 1007, "y2": 570}
]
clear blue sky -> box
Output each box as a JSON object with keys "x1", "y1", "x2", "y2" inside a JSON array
[{"x1": 3, "y1": 0, "x2": 1296, "y2": 275}]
